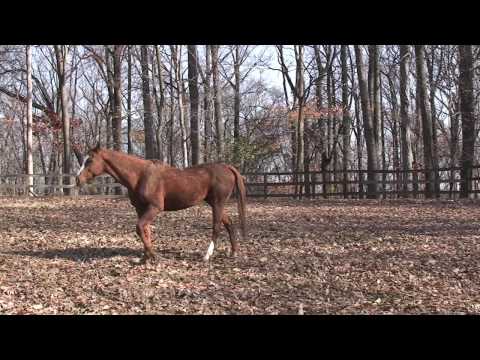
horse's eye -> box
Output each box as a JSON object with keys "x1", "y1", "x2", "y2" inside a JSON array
[{"x1": 85, "y1": 159, "x2": 92, "y2": 165}]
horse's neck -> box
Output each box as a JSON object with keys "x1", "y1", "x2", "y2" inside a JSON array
[{"x1": 102, "y1": 150, "x2": 149, "y2": 190}]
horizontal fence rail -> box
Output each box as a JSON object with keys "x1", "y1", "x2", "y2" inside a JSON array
[{"x1": 1, "y1": 165, "x2": 480, "y2": 199}]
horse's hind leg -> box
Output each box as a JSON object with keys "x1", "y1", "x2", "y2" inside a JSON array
[
  {"x1": 204, "y1": 203, "x2": 224, "y2": 262},
  {"x1": 222, "y1": 213, "x2": 238, "y2": 258}
]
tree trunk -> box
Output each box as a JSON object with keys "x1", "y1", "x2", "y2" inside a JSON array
[
  {"x1": 387, "y1": 73, "x2": 400, "y2": 196},
  {"x1": 188, "y1": 45, "x2": 200, "y2": 166},
  {"x1": 313, "y1": 45, "x2": 328, "y2": 198},
  {"x1": 233, "y1": 46, "x2": 241, "y2": 167},
  {"x1": 341, "y1": 45, "x2": 351, "y2": 198},
  {"x1": 140, "y1": 45, "x2": 156, "y2": 159},
  {"x1": 414, "y1": 45, "x2": 435, "y2": 198},
  {"x1": 127, "y1": 46, "x2": 132, "y2": 154},
  {"x1": 294, "y1": 46, "x2": 305, "y2": 198},
  {"x1": 152, "y1": 46, "x2": 165, "y2": 161},
  {"x1": 449, "y1": 101, "x2": 460, "y2": 195},
  {"x1": 112, "y1": 46, "x2": 124, "y2": 195},
  {"x1": 211, "y1": 45, "x2": 224, "y2": 160},
  {"x1": 26, "y1": 45, "x2": 33, "y2": 195},
  {"x1": 203, "y1": 45, "x2": 213, "y2": 164},
  {"x1": 380, "y1": 99, "x2": 387, "y2": 198},
  {"x1": 354, "y1": 45, "x2": 379, "y2": 199},
  {"x1": 326, "y1": 54, "x2": 333, "y2": 195},
  {"x1": 111, "y1": 46, "x2": 123, "y2": 151},
  {"x1": 154, "y1": 46, "x2": 166, "y2": 161},
  {"x1": 104, "y1": 46, "x2": 114, "y2": 149},
  {"x1": 171, "y1": 45, "x2": 188, "y2": 168},
  {"x1": 54, "y1": 45, "x2": 71, "y2": 195},
  {"x1": 370, "y1": 46, "x2": 382, "y2": 168},
  {"x1": 459, "y1": 45, "x2": 475, "y2": 198},
  {"x1": 426, "y1": 46, "x2": 440, "y2": 197},
  {"x1": 399, "y1": 45, "x2": 414, "y2": 197}
]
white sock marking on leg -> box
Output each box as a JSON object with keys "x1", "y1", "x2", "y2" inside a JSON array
[
  {"x1": 76, "y1": 155, "x2": 89, "y2": 176},
  {"x1": 204, "y1": 241, "x2": 215, "y2": 261}
]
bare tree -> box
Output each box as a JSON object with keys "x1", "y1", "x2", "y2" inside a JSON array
[
  {"x1": 154, "y1": 45, "x2": 165, "y2": 161},
  {"x1": 171, "y1": 45, "x2": 188, "y2": 168},
  {"x1": 54, "y1": 45, "x2": 71, "y2": 195},
  {"x1": 415, "y1": 45, "x2": 435, "y2": 198},
  {"x1": 140, "y1": 45, "x2": 156, "y2": 159},
  {"x1": 277, "y1": 45, "x2": 306, "y2": 197},
  {"x1": 187, "y1": 45, "x2": 200, "y2": 165},
  {"x1": 25, "y1": 45, "x2": 33, "y2": 195},
  {"x1": 111, "y1": 45, "x2": 124, "y2": 152},
  {"x1": 399, "y1": 45, "x2": 414, "y2": 196},
  {"x1": 459, "y1": 45, "x2": 475, "y2": 198},
  {"x1": 211, "y1": 45, "x2": 224, "y2": 159},
  {"x1": 203, "y1": 45, "x2": 213, "y2": 163},
  {"x1": 294, "y1": 45, "x2": 305, "y2": 196},
  {"x1": 341, "y1": 45, "x2": 351, "y2": 198},
  {"x1": 127, "y1": 45, "x2": 132, "y2": 154},
  {"x1": 314, "y1": 45, "x2": 328, "y2": 197},
  {"x1": 369, "y1": 45, "x2": 382, "y2": 165},
  {"x1": 354, "y1": 45, "x2": 379, "y2": 198}
]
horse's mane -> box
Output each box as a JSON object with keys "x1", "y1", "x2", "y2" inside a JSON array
[
  {"x1": 149, "y1": 159, "x2": 173, "y2": 169},
  {"x1": 102, "y1": 149, "x2": 170, "y2": 166}
]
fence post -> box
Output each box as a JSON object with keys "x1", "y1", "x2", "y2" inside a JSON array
[
  {"x1": 24, "y1": 175, "x2": 29, "y2": 197},
  {"x1": 358, "y1": 170, "x2": 364, "y2": 199},
  {"x1": 263, "y1": 174, "x2": 268, "y2": 200},
  {"x1": 71, "y1": 175, "x2": 78, "y2": 197},
  {"x1": 312, "y1": 172, "x2": 316, "y2": 199}
]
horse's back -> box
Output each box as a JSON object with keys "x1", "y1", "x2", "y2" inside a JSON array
[{"x1": 140, "y1": 162, "x2": 237, "y2": 210}]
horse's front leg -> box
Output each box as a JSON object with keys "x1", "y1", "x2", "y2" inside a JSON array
[
  {"x1": 134, "y1": 206, "x2": 146, "y2": 241},
  {"x1": 136, "y1": 205, "x2": 161, "y2": 263}
]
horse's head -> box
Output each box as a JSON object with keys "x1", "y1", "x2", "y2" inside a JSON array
[{"x1": 76, "y1": 144, "x2": 106, "y2": 187}]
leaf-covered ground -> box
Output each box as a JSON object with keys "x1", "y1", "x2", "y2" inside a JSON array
[{"x1": 0, "y1": 196, "x2": 479, "y2": 314}]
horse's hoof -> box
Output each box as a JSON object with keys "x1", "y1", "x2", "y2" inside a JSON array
[{"x1": 130, "y1": 257, "x2": 145, "y2": 266}]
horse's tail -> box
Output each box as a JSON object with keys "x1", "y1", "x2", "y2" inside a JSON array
[{"x1": 227, "y1": 165, "x2": 247, "y2": 240}]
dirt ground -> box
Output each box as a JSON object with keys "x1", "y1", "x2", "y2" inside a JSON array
[{"x1": 0, "y1": 196, "x2": 479, "y2": 314}]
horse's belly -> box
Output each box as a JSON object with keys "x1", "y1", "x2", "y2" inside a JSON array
[
  {"x1": 164, "y1": 197, "x2": 191, "y2": 211},
  {"x1": 163, "y1": 192, "x2": 205, "y2": 211}
]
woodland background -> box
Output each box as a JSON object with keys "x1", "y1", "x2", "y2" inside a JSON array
[{"x1": 0, "y1": 45, "x2": 478, "y2": 198}]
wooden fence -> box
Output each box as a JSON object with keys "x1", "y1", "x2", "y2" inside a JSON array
[
  {"x1": 0, "y1": 174, "x2": 123, "y2": 197},
  {"x1": 243, "y1": 165, "x2": 480, "y2": 199},
  {"x1": 1, "y1": 165, "x2": 480, "y2": 199}
]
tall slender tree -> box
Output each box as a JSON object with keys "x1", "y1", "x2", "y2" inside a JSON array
[
  {"x1": 25, "y1": 45, "x2": 33, "y2": 195},
  {"x1": 154, "y1": 46, "x2": 165, "y2": 161},
  {"x1": 171, "y1": 45, "x2": 188, "y2": 168},
  {"x1": 111, "y1": 45, "x2": 124, "y2": 152},
  {"x1": 341, "y1": 45, "x2": 351, "y2": 198},
  {"x1": 459, "y1": 45, "x2": 475, "y2": 198},
  {"x1": 211, "y1": 45, "x2": 224, "y2": 159},
  {"x1": 140, "y1": 45, "x2": 156, "y2": 159},
  {"x1": 127, "y1": 46, "x2": 132, "y2": 154},
  {"x1": 399, "y1": 45, "x2": 414, "y2": 196},
  {"x1": 187, "y1": 45, "x2": 200, "y2": 165},
  {"x1": 354, "y1": 45, "x2": 379, "y2": 198},
  {"x1": 414, "y1": 45, "x2": 435, "y2": 198},
  {"x1": 54, "y1": 45, "x2": 71, "y2": 195},
  {"x1": 203, "y1": 45, "x2": 213, "y2": 163}
]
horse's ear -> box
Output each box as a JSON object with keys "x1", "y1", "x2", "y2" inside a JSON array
[{"x1": 93, "y1": 142, "x2": 101, "y2": 153}]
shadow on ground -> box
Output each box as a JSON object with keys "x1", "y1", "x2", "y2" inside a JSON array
[
  {"x1": 1, "y1": 246, "x2": 209, "y2": 263},
  {"x1": 2, "y1": 246, "x2": 141, "y2": 262}
]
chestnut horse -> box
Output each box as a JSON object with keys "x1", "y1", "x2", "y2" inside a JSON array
[{"x1": 76, "y1": 145, "x2": 246, "y2": 263}]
